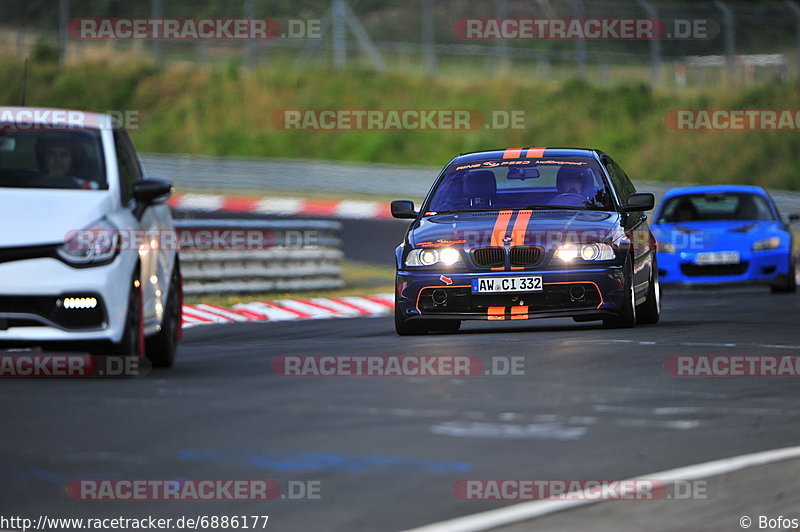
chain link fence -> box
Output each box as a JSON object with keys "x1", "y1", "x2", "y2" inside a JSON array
[{"x1": 2, "y1": 0, "x2": 800, "y2": 88}]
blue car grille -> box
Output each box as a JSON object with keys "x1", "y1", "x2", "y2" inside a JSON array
[
  {"x1": 510, "y1": 246, "x2": 545, "y2": 267},
  {"x1": 470, "y1": 247, "x2": 505, "y2": 268},
  {"x1": 470, "y1": 246, "x2": 545, "y2": 268}
]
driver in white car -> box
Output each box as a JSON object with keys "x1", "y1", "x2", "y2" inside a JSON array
[{"x1": 36, "y1": 137, "x2": 99, "y2": 189}]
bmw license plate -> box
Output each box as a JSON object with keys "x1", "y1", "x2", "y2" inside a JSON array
[
  {"x1": 472, "y1": 276, "x2": 543, "y2": 293},
  {"x1": 694, "y1": 251, "x2": 740, "y2": 265}
]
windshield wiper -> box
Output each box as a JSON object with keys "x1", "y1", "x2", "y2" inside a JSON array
[{"x1": 523, "y1": 204, "x2": 584, "y2": 210}]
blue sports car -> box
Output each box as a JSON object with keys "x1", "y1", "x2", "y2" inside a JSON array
[
  {"x1": 391, "y1": 147, "x2": 660, "y2": 335},
  {"x1": 650, "y1": 185, "x2": 798, "y2": 293}
]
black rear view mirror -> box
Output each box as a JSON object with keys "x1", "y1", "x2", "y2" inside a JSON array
[
  {"x1": 623, "y1": 193, "x2": 655, "y2": 212},
  {"x1": 391, "y1": 200, "x2": 418, "y2": 219}
]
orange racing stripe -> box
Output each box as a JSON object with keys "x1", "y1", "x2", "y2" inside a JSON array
[
  {"x1": 511, "y1": 210, "x2": 532, "y2": 246},
  {"x1": 488, "y1": 307, "x2": 506, "y2": 320},
  {"x1": 526, "y1": 147, "x2": 546, "y2": 158},
  {"x1": 502, "y1": 148, "x2": 523, "y2": 159},
  {"x1": 510, "y1": 306, "x2": 529, "y2": 320},
  {"x1": 490, "y1": 210, "x2": 513, "y2": 247}
]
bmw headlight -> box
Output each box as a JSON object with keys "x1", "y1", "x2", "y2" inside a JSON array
[
  {"x1": 57, "y1": 219, "x2": 120, "y2": 266},
  {"x1": 405, "y1": 247, "x2": 462, "y2": 267},
  {"x1": 752, "y1": 237, "x2": 781, "y2": 251},
  {"x1": 554, "y1": 243, "x2": 615, "y2": 262}
]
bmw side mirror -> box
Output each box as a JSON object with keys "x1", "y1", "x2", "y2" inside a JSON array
[
  {"x1": 623, "y1": 193, "x2": 655, "y2": 212},
  {"x1": 391, "y1": 200, "x2": 418, "y2": 219},
  {"x1": 133, "y1": 178, "x2": 174, "y2": 219}
]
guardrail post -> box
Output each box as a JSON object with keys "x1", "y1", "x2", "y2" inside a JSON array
[
  {"x1": 421, "y1": 0, "x2": 436, "y2": 77},
  {"x1": 786, "y1": 1, "x2": 800, "y2": 78},
  {"x1": 151, "y1": 0, "x2": 163, "y2": 67},
  {"x1": 243, "y1": 0, "x2": 256, "y2": 68},
  {"x1": 637, "y1": 0, "x2": 661, "y2": 87},
  {"x1": 566, "y1": 0, "x2": 587, "y2": 80},
  {"x1": 493, "y1": 0, "x2": 509, "y2": 69},
  {"x1": 713, "y1": 0, "x2": 736, "y2": 88},
  {"x1": 59, "y1": 0, "x2": 69, "y2": 64}
]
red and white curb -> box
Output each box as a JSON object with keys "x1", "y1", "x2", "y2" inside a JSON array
[
  {"x1": 181, "y1": 293, "x2": 394, "y2": 328},
  {"x1": 169, "y1": 193, "x2": 395, "y2": 220}
]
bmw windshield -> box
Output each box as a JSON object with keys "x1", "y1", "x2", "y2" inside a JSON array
[{"x1": 426, "y1": 157, "x2": 615, "y2": 213}]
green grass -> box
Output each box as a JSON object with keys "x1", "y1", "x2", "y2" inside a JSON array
[
  {"x1": 2, "y1": 57, "x2": 800, "y2": 191},
  {"x1": 184, "y1": 259, "x2": 395, "y2": 306}
]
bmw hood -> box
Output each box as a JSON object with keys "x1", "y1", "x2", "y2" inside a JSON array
[
  {"x1": 410, "y1": 210, "x2": 622, "y2": 249},
  {"x1": 0, "y1": 189, "x2": 115, "y2": 247}
]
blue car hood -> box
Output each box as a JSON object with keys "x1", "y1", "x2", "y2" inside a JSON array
[
  {"x1": 409, "y1": 210, "x2": 621, "y2": 249},
  {"x1": 651, "y1": 220, "x2": 786, "y2": 251}
]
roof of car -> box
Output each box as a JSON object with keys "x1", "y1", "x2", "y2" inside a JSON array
[
  {"x1": 662, "y1": 184, "x2": 768, "y2": 198},
  {"x1": 0, "y1": 107, "x2": 114, "y2": 130},
  {"x1": 452, "y1": 147, "x2": 601, "y2": 164}
]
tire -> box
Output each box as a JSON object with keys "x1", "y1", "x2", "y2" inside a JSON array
[
  {"x1": 108, "y1": 273, "x2": 144, "y2": 359},
  {"x1": 427, "y1": 320, "x2": 461, "y2": 333},
  {"x1": 603, "y1": 259, "x2": 637, "y2": 329},
  {"x1": 394, "y1": 302, "x2": 428, "y2": 336},
  {"x1": 771, "y1": 256, "x2": 797, "y2": 294},
  {"x1": 636, "y1": 257, "x2": 661, "y2": 325},
  {"x1": 145, "y1": 259, "x2": 182, "y2": 368}
]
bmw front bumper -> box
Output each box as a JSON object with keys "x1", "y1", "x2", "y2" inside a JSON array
[{"x1": 396, "y1": 266, "x2": 627, "y2": 322}]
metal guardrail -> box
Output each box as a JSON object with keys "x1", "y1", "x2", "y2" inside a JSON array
[{"x1": 174, "y1": 219, "x2": 344, "y2": 295}]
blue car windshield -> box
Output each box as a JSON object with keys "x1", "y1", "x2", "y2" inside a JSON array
[
  {"x1": 657, "y1": 193, "x2": 775, "y2": 223},
  {"x1": 427, "y1": 157, "x2": 614, "y2": 212}
]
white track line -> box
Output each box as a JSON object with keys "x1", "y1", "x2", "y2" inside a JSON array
[{"x1": 404, "y1": 444, "x2": 800, "y2": 532}]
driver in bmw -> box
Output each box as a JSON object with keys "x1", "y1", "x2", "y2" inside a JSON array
[{"x1": 556, "y1": 166, "x2": 594, "y2": 197}]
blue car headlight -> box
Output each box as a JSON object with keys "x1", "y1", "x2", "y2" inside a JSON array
[
  {"x1": 752, "y1": 237, "x2": 781, "y2": 251},
  {"x1": 405, "y1": 247, "x2": 462, "y2": 267}
]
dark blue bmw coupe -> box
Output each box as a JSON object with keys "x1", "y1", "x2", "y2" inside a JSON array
[{"x1": 391, "y1": 147, "x2": 660, "y2": 335}]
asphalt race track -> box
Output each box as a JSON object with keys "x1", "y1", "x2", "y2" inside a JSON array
[{"x1": 3, "y1": 284, "x2": 800, "y2": 531}]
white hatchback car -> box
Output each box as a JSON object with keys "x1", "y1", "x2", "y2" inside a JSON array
[{"x1": 0, "y1": 108, "x2": 181, "y2": 367}]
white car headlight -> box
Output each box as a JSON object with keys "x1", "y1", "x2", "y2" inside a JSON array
[
  {"x1": 57, "y1": 219, "x2": 120, "y2": 266},
  {"x1": 752, "y1": 237, "x2": 781, "y2": 251},
  {"x1": 554, "y1": 243, "x2": 615, "y2": 262},
  {"x1": 405, "y1": 247, "x2": 462, "y2": 267}
]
